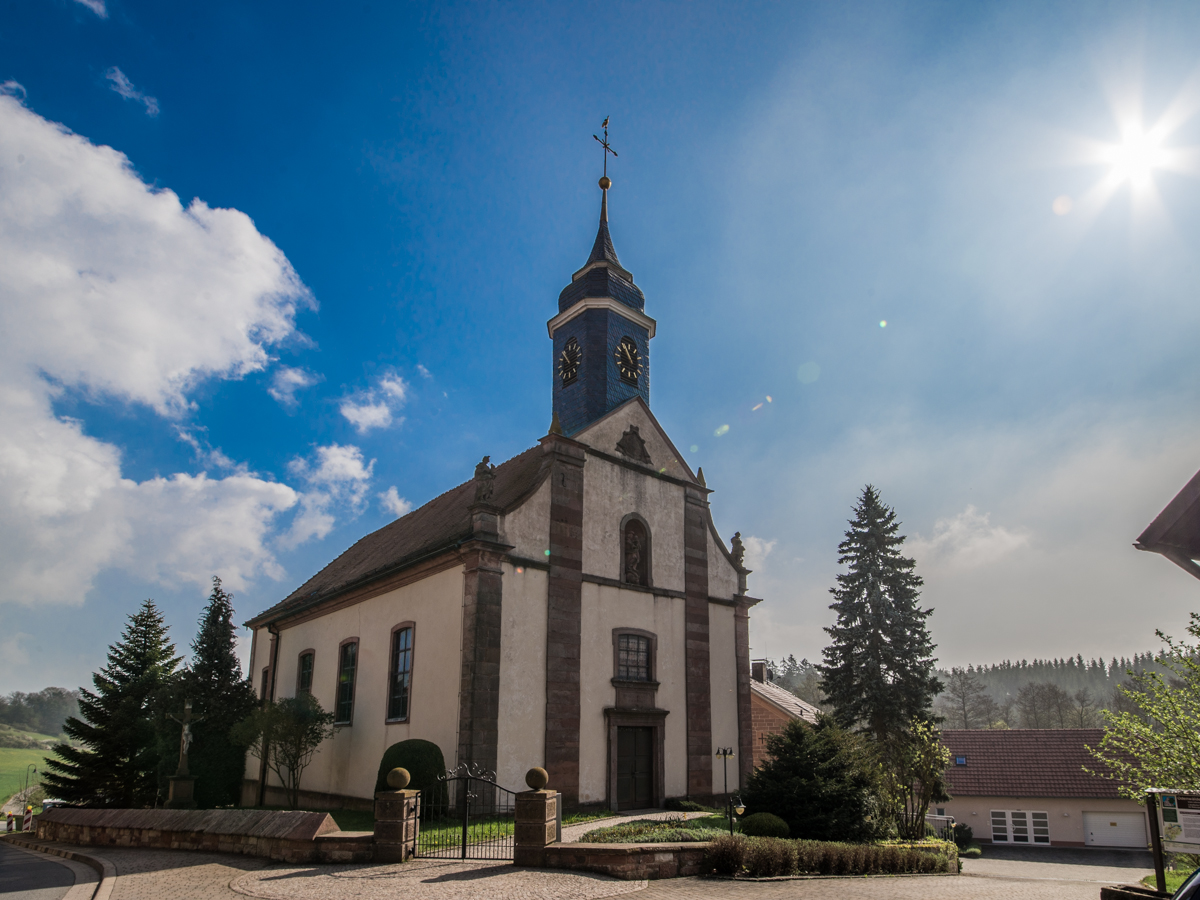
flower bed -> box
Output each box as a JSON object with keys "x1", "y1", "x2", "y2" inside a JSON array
[
  {"x1": 580, "y1": 815, "x2": 728, "y2": 844},
  {"x1": 706, "y1": 835, "x2": 958, "y2": 878}
]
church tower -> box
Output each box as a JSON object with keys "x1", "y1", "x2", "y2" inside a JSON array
[{"x1": 548, "y1": 177, "x2": 657, "y2": 436}]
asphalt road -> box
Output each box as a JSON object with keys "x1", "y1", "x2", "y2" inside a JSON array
[{"x1": 0, "y1": 841, "x2": 79, "y2": 900}]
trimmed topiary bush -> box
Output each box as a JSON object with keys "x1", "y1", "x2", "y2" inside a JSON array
[
  {"x1": 705, "y1": 834, "x2": 745, "y2": 875},
  {"x1": 704, "y1": 835, "x2": 957, "y2": 878},
  {"x1": 740, "y1": 812, "x2": 790, "y2": 838},
  {"x1": 374, "y1": 739, "x2": 447, "y2": 809},
  {"x1": 743, "y1": 837, "x2": 798, "y2": 877}
]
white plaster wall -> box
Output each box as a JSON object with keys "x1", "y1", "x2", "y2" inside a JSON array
[
  {"x1": 502, "y1": 476, "x2": 551, "y2": 560},
  {"x1": 269, "y1": 566, "x2": 465, "y2": 801},
  {"x1": 941, "y1": 795, "x2": 1147, "y2": 846},
  {"x1": 576, "y1": 400, "x2": 695, "y2": 483},
  {"x1": 707, "y1": 528, "x2": 739, "y2": 600},
  {"x1": 708, "y1": 603, "x2": 741, "y2": 794},
  {"x1": 496, "y1": 563, "x2": 548, "y2": 789},
  {"x1": 581, "y1": 454, "x2": 685, "y2": 591},
  {"x1": 578, "y1": 581, "x2": 689, "y2": 804}
]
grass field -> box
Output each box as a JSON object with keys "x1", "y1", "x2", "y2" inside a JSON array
[{"x1": 0, "y1": 744, "x2": 57, "y2": 803}]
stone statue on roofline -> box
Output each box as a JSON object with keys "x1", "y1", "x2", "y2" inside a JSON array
[
  {"x1": 731, "y1": 532, "x2": 746, "y2": 570},
  {"x1": 474, "y1": 456, "x2": 496, "y2": 503}
]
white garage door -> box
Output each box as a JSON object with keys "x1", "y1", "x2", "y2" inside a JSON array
[{"x1": 1083, "y1": 812, "x2": 1146, "y2": 848}]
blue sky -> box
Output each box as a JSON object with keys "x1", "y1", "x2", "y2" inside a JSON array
[{"x1": 3, "y1": 0, "x2": 1200, "y2": 693}]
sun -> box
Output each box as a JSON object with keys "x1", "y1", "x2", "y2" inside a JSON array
[{"x1": 1100, "y1": 122, "x2": 1168, "y2": 187}]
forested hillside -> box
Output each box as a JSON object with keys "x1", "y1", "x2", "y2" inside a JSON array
[
  {"x1": 0, "y1": 688, "x2": 80, "y2": 746},
  {"x1": 764, "y1": 651, "x2": 1167, "y2": 730}
]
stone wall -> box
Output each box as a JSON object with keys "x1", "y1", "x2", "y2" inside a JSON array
[
  {"x1": 538, "y1": 842, "x2": 709, "y2": 879},
  {"x1": 34, "y1": 808, "x2": 373, "y2": 864}
]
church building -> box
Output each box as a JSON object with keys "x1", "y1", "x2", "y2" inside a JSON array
[{"x1": 243, "y1": 175, "x2": 763, "y2": 811}]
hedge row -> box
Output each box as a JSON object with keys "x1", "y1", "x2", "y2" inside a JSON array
[{"x1": 706, "y1": 835, "x2": 958, "y2": 878}]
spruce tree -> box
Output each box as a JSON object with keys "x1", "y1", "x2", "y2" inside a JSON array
[
  {"x1": 181, "y1": 576, "x2": 257, "y2": 808},
  {"x1": 42, "y1": 599, "x2": 180, "y2": 806},
  {"x1": 819, "y1": 486, "x2": 941, "y2": 743}
]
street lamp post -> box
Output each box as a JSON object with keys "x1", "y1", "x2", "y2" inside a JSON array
[
  {"x1": 23, "y1": 764, "x2": 36, "y2": 802},
  {"x1": 714, "y1": 747, "x2": 735, "y2": 835}
]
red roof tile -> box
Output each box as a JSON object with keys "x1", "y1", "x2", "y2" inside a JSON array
[{"x1": 941, "y1": 729, "x2": 1126, "y2": 799}]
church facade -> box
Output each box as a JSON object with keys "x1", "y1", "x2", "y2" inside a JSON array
[{"x1": 243, "y1": 181, "x2": 762, "y2": 810}]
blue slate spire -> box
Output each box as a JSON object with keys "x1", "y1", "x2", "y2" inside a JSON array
[{"x1": 587, "y1": 189, "x2": 621, "y2": 267}]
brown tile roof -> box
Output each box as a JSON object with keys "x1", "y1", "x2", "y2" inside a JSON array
[
  {"x1": 941, "y1": 729, "x2": 1125, "y2": 799},
  {"x1": 750, "y1": 680, "x2": 820, "y2": 724},
  {"x1": 247, "y1": 446, "x2": 548, "y2": 627}
]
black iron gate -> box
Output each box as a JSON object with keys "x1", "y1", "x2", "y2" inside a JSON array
[{"x1": 415, "y1": 763, "x2": 518, "y2": 860}]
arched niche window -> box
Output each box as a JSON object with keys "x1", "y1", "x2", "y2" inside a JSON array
[
  {"x1": 296, "y1": 650, "x2": 315, "y2": 694},
  {"x1": 621, "y1": 515, "x2": 651, "y2": 587},
  {"x1": 335, "y1": 638, "x2": 358, "y2": 725},
  {"x1": 387, "y1": 624, "x2": 414, "y2": 722}
]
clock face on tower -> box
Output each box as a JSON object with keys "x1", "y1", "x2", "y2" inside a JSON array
[
  {"x1": 615, "y1": 336, "x2": 641, "y2": 384},
  {"x1": 558, "y1": 337, "x2": 581, "y2": 385}
]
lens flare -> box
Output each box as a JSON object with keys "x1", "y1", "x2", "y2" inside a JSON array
[
  {"x1": 690, "y1": 444, "x2": 699, "y2": 453},
  {"x1": 879, "y1": 320, "x2": 887, "y2": 328},
  {"x1": 752, "y1": 403, "x2": 763, "y2": 411},
  {"x1": 714, "y1": 424, "x2": 730, "y2": 437},
  {"x1": 1052, "y1": 195, "x2": 1073, "y2": 215}
]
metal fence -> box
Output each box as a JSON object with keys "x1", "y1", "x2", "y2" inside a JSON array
[{"x1": 415, "y1": 764, "x2": 518, "y2": 860}]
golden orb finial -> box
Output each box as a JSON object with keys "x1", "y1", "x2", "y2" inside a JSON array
[{"x1": 598, "y1": 176, "x2": 611, "y2": 190}]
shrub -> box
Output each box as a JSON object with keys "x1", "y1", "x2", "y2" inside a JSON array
[
  {"x1": 740, "y1": 812, "x2": 790, "y2": 838},
  {"x1": 743, "y1": 837, "x2": 798, "y2": 877},
  {"x1": 741, "y1": 716, "x2": 884, "y2": 843},
  {"x1": 706, "y1": 834, "x2": 746, "y2": 875},
  {"x1": 373, "y1": 739, "x2": 447, "y2": 810},
  {"x1": 951, "y1": 822, "x2": 973, "y2": 849},
  {"x1": 664, "y1": 797, "x2": 709, "y2": 812}
]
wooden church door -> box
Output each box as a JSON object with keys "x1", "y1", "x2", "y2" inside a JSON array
[{"x1": 616, "y1": 726, "x2": 653, "y2": 810}]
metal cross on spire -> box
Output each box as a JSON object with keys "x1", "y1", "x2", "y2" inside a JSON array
[{"x1": 593, "y1": 116, "x2": 617, "y2": 185}]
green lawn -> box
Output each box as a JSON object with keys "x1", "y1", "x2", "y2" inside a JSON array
[
  {"x1": 581, "y1": 814, "x2": 731, "y2": 844},
  {"x1": 1143, "y1": 870, "x2": 1193, "y2": 893},
  {"x1": 0, "y1": 745, "x2": 57, "y2": 803}
]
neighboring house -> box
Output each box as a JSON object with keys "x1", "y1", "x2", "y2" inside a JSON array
[
  {"x1": 748, "y1": 661, "x2": 820, "y2": 769},
  {"x1": 242, "y1": 181, "x2": 761, "y2": 812},
  {"x1": 939, "y1": 729, "x2": 1148, "y2": 848},
  {"x1": 1136, "y1": 466, "x2": 1200, "y2": 581}
]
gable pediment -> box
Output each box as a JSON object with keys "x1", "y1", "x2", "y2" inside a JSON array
[{"x1": 573, "y1": 397, "x2": 698, "y2": 484}]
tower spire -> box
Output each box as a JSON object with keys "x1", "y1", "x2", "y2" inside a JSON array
[{"x1": 588, "y1": 117, "x2": 620, "y2": 267}]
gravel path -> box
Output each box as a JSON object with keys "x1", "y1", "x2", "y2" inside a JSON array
[{"x1": 560, "y1": 809, "x2": 710, "y2": 843}]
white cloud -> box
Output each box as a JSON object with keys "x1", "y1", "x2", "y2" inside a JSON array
[
  {"x1": 379, "y1": 486, "x2": 413, "y2": 517},
  {"x1": 0, "y1": 632, "x2": 32, "y2": 667},
  {"x1": 268, "y1": 366, "x2": 321, "y2": 408},
  {"x1": 0, "y1": 94, "x2": 315, "y2": 604},
  {"x1": 909, "y1": 506, "x2": 1029, "y2": 572},
  {"x1": 339, "y1": 372, "x2": 409, "y2": 434},
  {"x1": 280, "y1": 444, "x2": 375, "y2": 548},
  {"x1": 742, "y1": 535, "x2": 777, "y2": 573},
  {"x1": 105, "y1": 67, "x2": 159, "y2": 118},
  {"x1": 72, "y1": 0, "x2": 107, "y2": 17},
  {"x1": 416, "y1": 364, "x2": 432, "y2": 379}
]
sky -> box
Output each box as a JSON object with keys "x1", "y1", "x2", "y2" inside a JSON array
[{"x1": 3, "y1": 0, "x2": 1200, "y2": 694}]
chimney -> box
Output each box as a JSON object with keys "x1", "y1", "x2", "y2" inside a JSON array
[{"x1": 751, "y1": 661, "x2": 766, "y2": 683}]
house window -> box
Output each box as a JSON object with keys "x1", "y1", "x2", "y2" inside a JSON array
[
  {"x1": 388, "y1": 626, "x2": 414, "y2": 721},
  {"x1": 297, "y1": 651, "x2": 314, "y2": 694},
  {"x1": 335, "y1": 640, "x2": 358, "y2": 724},
  {"x1": 622, "y1": 518, "x2": 649, "y2": 586},
  {"x1": 955, "y1": 756, "x2": 967, "y2": 766},
  {"x1": 617, "y1": 633, "x2": 651, "y2": 681}
]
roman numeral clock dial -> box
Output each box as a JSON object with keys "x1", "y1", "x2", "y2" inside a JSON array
[
  {"x1": 615, "y1": 336, "x2": 641, "y2": 384},
  {"x1": 558, "y1": 337, "x2": 581, "y2": 385}
]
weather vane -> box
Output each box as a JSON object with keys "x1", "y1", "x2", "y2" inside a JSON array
[{"x1": 593, "y1": 116, "x2": 617, "y2": 188}]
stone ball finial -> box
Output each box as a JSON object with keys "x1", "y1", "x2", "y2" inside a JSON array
[
  {"x1": 598, "y1": 176, "x2": 611, "y2": 191},
  {"x1": 525, "y1": 767, "x2": 549, "y2": 790},
  {"x1": 386, "y1": 767, "x2": 411, "y2": 790}
]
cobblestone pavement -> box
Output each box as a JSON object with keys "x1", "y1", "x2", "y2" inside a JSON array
[
  {"x1": 233, "y1": 859, "x2": 646, "y2": 900},
  {"x1": 561, "y1": 810, "x2": 710, "y2": 843},
  {"x1": 16, "y1": 842, "x2": 1155, "y2": 900}
]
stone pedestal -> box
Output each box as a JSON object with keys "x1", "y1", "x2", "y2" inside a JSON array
[
  {"x1": 373, "y1": 790, "x2": 419, "y2": 863},
  {"x1": 514, "y1": 790, "x2": 558, "y2": 867},
  {"x1": 165, "y1": 776, "x2": 196, "y2": 809}
]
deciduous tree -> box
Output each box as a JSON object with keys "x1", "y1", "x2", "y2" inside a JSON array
[{"x1": 232, "y1": 694, "x2": 335, "y2": 809}]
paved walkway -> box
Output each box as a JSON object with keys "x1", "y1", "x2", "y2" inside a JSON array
[
  {"x1": 3, "y1": 841, "x2": 1157, "y2": 900},
  {"x1": 560, "y1": 809, "x2": 710, "y2": 843}
]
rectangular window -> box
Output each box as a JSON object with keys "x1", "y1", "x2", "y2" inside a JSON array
[
  {"x1": 298, "y1": 652, "x2": 314, "y2": 694},
  {"x1": 336, "y1": 641, "x2": 358, "y2": 724},
  {"x1": 388, "y1": 627, "x2": 413, "y2": 721},
  {"x1": 617, "y1": 634, "x2": 650, "y2": 681},
  {"x1": 260, "y1": 667, "x2": 270, "y2": 701}
]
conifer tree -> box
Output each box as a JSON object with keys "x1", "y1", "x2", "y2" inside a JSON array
[
  {"x1": 819, "y1": 486, "x2": 942, "y2": 743},
  {"x1": 180, "y1": 576, "x2": 257, "y2": 808},
  {"x1": 42, "y1": 599, "x2": 180, "y2": 806}
]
